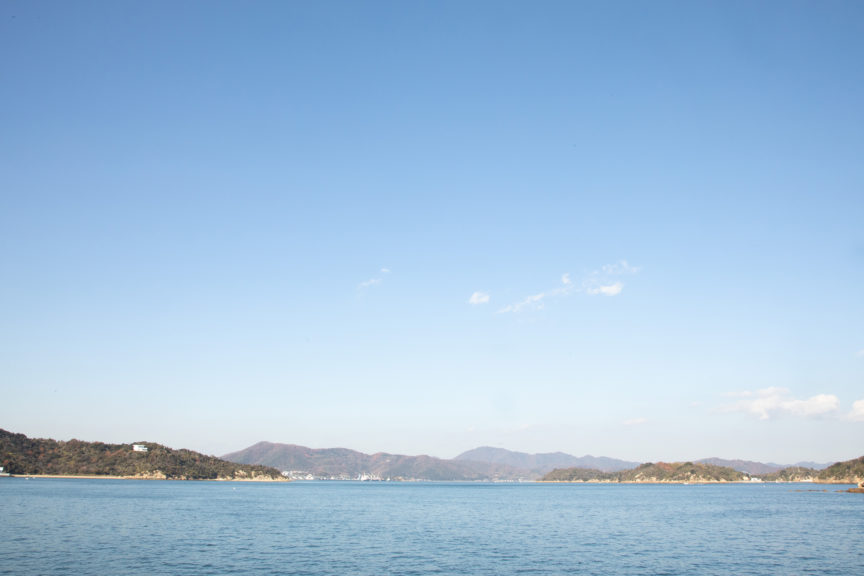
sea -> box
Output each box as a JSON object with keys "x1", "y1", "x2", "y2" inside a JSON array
[{"x1": 1, "y1": 479, "x2": 862, "y2": 575}]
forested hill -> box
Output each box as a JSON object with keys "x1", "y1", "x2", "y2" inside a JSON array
[
  {"x1": 543, "y1": 461, "x2": 749, "y2": 483},
  {"x1": 818, "y1": 456, "x2": 864, "y2": 483},
  {"x1": 0, "y1": 429, "x2": 285, "y2": 480},
  {"x1": 544, "y1": 457, "x2": 864, "y2": 484}
]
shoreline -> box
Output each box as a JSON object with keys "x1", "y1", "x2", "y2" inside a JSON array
[
  {"x1": 4, "y1": 474, "x2": 288, "y2": 482},
  {"x1": 5, "y1": 475, "x2": 857, "y2": 486},
  {"x1": 536, "y1": 479, "x2": 858, "y2": 485}
]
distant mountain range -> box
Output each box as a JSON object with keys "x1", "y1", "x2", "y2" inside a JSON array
[
  {"x1": 696, "y1": 457, "x2": 831, "y2": 475},
  {"x1": 221, "y1": 442, "x2": 528, "y2": 481},
  {"x1": 223, "y1": 443, "x2": 640, "y2": 480},
  {"x1": 454, "y1": 446, "x2": 639, "y2": 474},
  {"x1": 222, "y1": 442, "x2": 840, "y2": 482}
]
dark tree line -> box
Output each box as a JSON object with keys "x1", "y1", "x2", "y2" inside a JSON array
[{"x1": 0, "y1": 429, "x2": 284, "y2": 480}]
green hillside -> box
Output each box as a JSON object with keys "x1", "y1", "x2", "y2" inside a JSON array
[
  {"x1": 759, "y1": 457, "x2": 864, "y2": 483},
  {"x1": 544, "y1": 456, "x2": 864, "y2": 484},
  {"x1": 541, "y1": 467, "x2": 613, "y2": 482},
  {"x1": 543, "y1": 461, "x2": 748, "y2": 483},
  {"x1": 817, "y1": 456, "x2": 864, "y2": 483},
  {"x1": 0, "y1": 429, "x2": 285, "y2": 480},
  {"x1": 621, "y1": 461, "x2": 747, "y2": 482},
  {"x1": 761, "y1": 466, "x2": 819, "y2": 482}
]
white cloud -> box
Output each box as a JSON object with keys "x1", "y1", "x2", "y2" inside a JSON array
[
  {"x1": 722, "y1": 387, "x2": 839, "y2": 420},
  {"x1": 849, "y1": 399, "x2": 864, "y2": 421},
  {"x1": 380, "y1": 268, "x2": 391, "y2": 274},
  {"x1": 783, "y1": 394, "x2": 839, "y2": 417},
  {"x1": 469, "y1": 291, "x2": 490, "y2": 305},
  {"x1": 623, "y1": 417, "x2": 647, "y2": 426},
  {"x1": 561, "y1": 273, "x2": 572, "y2": 285},
  {"x1": 856, "y1": 349, "x2": 864, "y2": 357},
  {"x1": 586, "y1": 281, "x2": 623, "y2": 296}
]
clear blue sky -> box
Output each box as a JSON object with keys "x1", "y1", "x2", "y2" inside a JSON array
[{"x1": 2, "y1": 1, "x2": 862, "y2": 464}]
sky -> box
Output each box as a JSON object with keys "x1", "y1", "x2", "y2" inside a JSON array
[{"x1": 1, "y1": 1, "x2": 862, "y2": 465}]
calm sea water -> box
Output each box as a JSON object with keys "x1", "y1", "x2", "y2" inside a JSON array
[{"x1": 1, "y1": 479, "x2": 862, "y2": 575}]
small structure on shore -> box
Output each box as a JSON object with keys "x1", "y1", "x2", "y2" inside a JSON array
[{"x1": 132, "y1": 444, "x2": 149, "y2": 452}]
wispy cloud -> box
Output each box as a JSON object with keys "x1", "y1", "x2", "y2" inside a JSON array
[
  {"x1": 583, "y1": 259, "x2": 638, "y2": 297},
  {"x1": 497, "y1": 260, "x2": 638, "y2": 313},
  {"x1": 623, "y1": 417, "x2": 648, "y2": 426},
  {"x1": 601, "y1": 260, "x2": 640, "y2": 275},
  {"x1": 856, "y1": 349, "x2": 864, "y2": 358},
  {"x1": 358, "y1": 267, "x2": 391, "y2": 290},
  {"x1": 497, "y1": 281, "x2": 571, "y2": 314},
  {"x1": 720, "y1": 387, "x2": 839, "y2": 420},
  {"x1": 468, "y1": 291, "x2": 490, "y2": 305}
]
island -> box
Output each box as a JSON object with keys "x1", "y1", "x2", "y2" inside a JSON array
[{"x1": 541, "y1": 456, "x2": 864, "y2": 485}]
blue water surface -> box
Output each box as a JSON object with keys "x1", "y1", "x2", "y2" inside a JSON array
[{"x1": 1, "y1": 479, "x2": 862, "y2": 575}]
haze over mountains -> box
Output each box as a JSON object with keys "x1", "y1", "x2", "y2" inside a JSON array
[
  {"x1": 222, "y1": 442, "x2": 830, "y2": 481},
  {"x1": 695, "y1": 458, "x2": 830, "y2": 475},
  {"x1": 454, "y1": 447, "x2": 638, "y2": 474},
  {"x1": 222, "y1": 442, "x2": 527, "y2": 481}
]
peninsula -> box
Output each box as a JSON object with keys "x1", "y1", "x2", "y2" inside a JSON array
[{"x1": 0, "y1": 429, "x2": 285, "y2": 481}]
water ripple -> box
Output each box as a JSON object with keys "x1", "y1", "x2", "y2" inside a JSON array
[{"x1": 1, "y1": 480, "x2": 862, "y2": 575}]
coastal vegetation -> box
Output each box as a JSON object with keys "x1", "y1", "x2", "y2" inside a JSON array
[
  {"x1": 761, "y1": 466, "x2": 819, "y2": 482},
  {"x1": 817, "y1": 456, "x2": 864, "y2": 484},
  {"x1": 756, "y1": 458, "x2": 864, "y2": 484},
  {"x1": 0, "y1": 429, "x2": 285, "y2": 480},
  {"x1": 540, "y1": 467, "x2": 614, "y2": 482},
  {"x1": 544, "y1": 458, "x2": 864, "y2": 484},
  {"x1": 542, "y1": 461, "x2": 749, "y2": 483}
]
